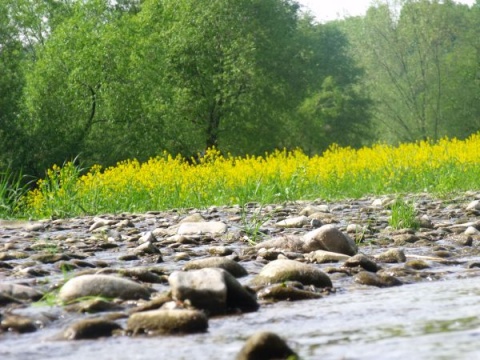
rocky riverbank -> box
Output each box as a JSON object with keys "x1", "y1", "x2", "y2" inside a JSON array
[{"x1": 1, "y1": 192, "x2": 480, "y2": 359}]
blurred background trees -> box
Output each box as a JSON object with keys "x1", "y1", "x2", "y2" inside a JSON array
[{"x1": 0, "y1": 0, "x2": 478, "y2": 179}]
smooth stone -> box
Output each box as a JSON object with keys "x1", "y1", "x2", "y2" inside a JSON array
[
  {"x1": 466, "y1": 200, "x2": 480, "y2": 211},
  {"x1": 354, "y1": 271, "x2": 402, "y2": 287},
  {"x1": 346, "y1": 224, "x2": 367, "y2": 233},
  {"x1": 179, "y1": 213, "x2": 205, "y2": 223},
  {"x1": 305, "y1": 250, "x2": 350, "y2": 264},
  {"x1": 177, "y1": 221, "x2": 227, "y2": 235},
  {"x1": 31, "y1": 253, "x2": 70, "y2": 264},
  {"x1": 63, "y1": 318, "x2": 122, "y2": 340},
  {"x1": 134, "y1": 241, "x2": 160, "y2": 255},
  {"x1": 405, "y1": 259, "x2": 430, "y2": 270},
  {"x1": 465, "y1": 226, "x2": 480, "y2": 236},
  {"x1": 236, "y1": 331, "x2": 298, "y2": 360},
  {"x1": 183, "y1": 257, "x2": 248, "y2": 277},
  {"x1": 302, "y1": 224, "x2": 357, "y2": 255},
  {"x1": 0, "y1": 283, "x2": 43, "y2": 302},
  {"x1": 208, "y1": 246, "x2": 234, "y2": 256},
  {"x1": 127, "y1": 309, "x2": 208, "y2": 335},
  {"x1": 119, "y1": 268, "x2": 164, "y2": 283},
  {"x1": 344, "y1": 254, "x2": 378, "y2": 272},
  {"x1": 274, "y1": 216, "x2": 309, "y2": 228},
  {"x1": 169, "y1": 268, "x2": 258, "y2": 314},
  {"x1": 64, "y1": 298, "x2": 123, "y2": 313},
  {"x1": 257, "y1": 283, "x2": 322, "y2": 302},
  {"x1": 375, "y1": 248, "x2": 407, "y2": 263},
  {"x1": 392, "y1": 234, "x2": 419, "y2": 246},
  {"x1": 251, "y1": 259, "x2": 332, "y2": 288},
  {"x1": 0, "y1": 314, "x2": 37, "y2": 333},
  {"x1": 299, "y1": 204, "x2": 329, "y2": 216},
  {"x1": 138, "y1": 231, "x2": 157, "y2": 244},
  {"x1": 255, "y1": 236, "x2": 304, "y2": 252},
  {"x1": 59, "y1": 274, "x2": 151, "y2": 303}
]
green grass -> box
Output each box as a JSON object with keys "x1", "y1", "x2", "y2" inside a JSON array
[
  {"x1": 0, "y1": 167, "x2": 29, "y2": 219},
  {"x1": 389, "y1": 198, "x2": 420, "y2": 230}
]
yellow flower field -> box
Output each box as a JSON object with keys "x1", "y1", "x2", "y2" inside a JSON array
[{"x1": 24, "y1": 133, "x2": 480, "y2": 218}]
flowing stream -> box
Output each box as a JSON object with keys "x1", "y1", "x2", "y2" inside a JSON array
[{"x1": 2, "y1": 274, "x2": 480, "y2": 359}]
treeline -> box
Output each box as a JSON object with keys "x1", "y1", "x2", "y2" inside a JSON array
[{"x1": 0, "y1": 0, "x2": 478, "y2": 180}]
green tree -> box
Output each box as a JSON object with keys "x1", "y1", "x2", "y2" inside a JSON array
[
  {"x1": 0, "y1": 0, "x2": 26, "y2": 170},
  {"x1": 15, "y1": 0, "x2": 371, "y2": 176},
  {"x1": 342, "y1": 0, "x2": 480, "y2": 143}
]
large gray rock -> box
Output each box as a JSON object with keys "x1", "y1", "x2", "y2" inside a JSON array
[
  {"x1": 302, "y1": 224, "x2": 357, "y2": 255},
  {"x1": 236, "y1": 331, "x2": 298, "y2": 360},
  {"x1": 183, "y1": 257, "x2": 248, "y2": 278},
  {"x1": 127, "y1": 309, "x2": 208, "y2": 335},
  {"x1": 251, "y1": 259, "x2": 332, "y2": 288},
  {"x1": 177, "y1": 221, "x2": 227, "y2": 235},
  {"x1": 169, "y1": 268, "x2": 258, "y2": 315},
  {"x1": 59, "y1": 274, "x2": 151, "y2": 303}
]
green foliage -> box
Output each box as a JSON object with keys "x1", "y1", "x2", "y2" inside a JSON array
[
  {"x1": 341, "y1": 0, "x2": 480, "y2": 144},
  {"x1": 25, "y1": 160, "x2": 86, "y2": 219},
  {"x1": 1, "y1": 0, "x2": 372, "y2": 178},
  {"x1": 239, "y1": 204, "x2": 272, "y2": 245},
  {"x1": 0, "y1": 168, "x2": 29, "y2": 218},
  {"x1": 389, "y1": 198, "x2": 419, "y2": 230}
]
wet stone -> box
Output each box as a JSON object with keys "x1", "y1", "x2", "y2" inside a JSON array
[
  {"x1": 64, "y1": 298, "x2": 124, "y2": 313},
  {"x1": 127, "y1": 309, "x2": 208, "y2": 335},
  {"x1": 257, "y1": 282, "x2": 322, "y2": 302},
  {"x1": 302, "y1": 224, "x2": 357, "y2": 255},
  {"x1": 208, "y1": 246, "x2": 234, "y2": 256},
  {"x1": 31, "y1": 253, "x2": 71, "y2": 264},
  {"x1": 236, "y1": 331, "x2": 298, "y2": 360},
  {"x1": 405, "y1": 259, "x2": 430, "y2": 270},
  {"x1": 169, "y1": 268, "x2": 258, "y2": 315},
  {"x1": 252, "y1": 259, "x2": 332, "y2": 288},
  {"x1": 305, "y1": 250, "x2": 350, "y2": 264},
  {"x1": 354, "y1": 271, "x2": 402, "y2": 288},
  {"x1": 344, "y1": 254, "x2": 379, "y2": 272},
  {"x1": 183, "y1": 257, "x2": 248, "y2": 278},
  {"x1": 63, "y1": 318, "x2": 122, "y2": 340},
  {"x1": 59, "y1": 274, "x2": 151, "y2": 303},
  {"x1": 274, "y1": 215, "x2": 309, "y2": 228},
  {"x1": 0, "y1": 283, "x2": 43, "y2": 302},
  {"x1": 392, "y1": 234, "x2": 420, "y2": 246},
  {"x1": 1, "y1": 314, "x2": 37, "y2": 333},
  {"x1": 375, "y1": 248, "x2": 407, "y2": 263}
]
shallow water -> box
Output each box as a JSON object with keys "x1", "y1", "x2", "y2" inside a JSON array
[{"x1": 2, "y1": 275, "x2": 480, "y2": 360}]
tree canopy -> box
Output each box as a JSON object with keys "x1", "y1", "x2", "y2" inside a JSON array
[{"x1": 1, "y1": 0, "x2": 478, "y2": 178}]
